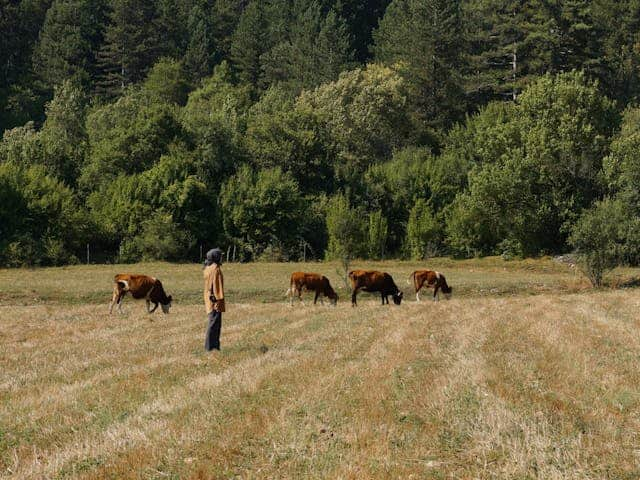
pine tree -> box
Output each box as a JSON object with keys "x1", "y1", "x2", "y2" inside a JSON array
[
  {"x1": 184, "y1": 3, "x2": 213, "y2": 82},
  {"x1": 156, "y1": 0, "x2": 189, "y2": 59},
  {"x1": 594, "y1": 0, "x2": 640, "y2": 104},
  {"x1": 211, "y1": 0, "x2": 247, "y2": 63},
  {"x1": 32, "y1": 0, "x2": 107, "y2": 90},
  {"x1": 465, "y1": 0, "x2": 607, "y2": 106},
  {"x1": 260, "y1": 1, "x2": 353, "y2": 91},
  {"x1": 373, "y1": 0, "x2": 466, "y2": 134},
  {"x1": 95, "y1": 0, "x2": 162, "y2": 98},
  {"x1": 464, "y1": 0, "x2": 539, "y2": 103},
  {"x1": 229, "y1": 1, "x2": 271, "y2": 88},
  {"x1": 334, "y1": 0, "x2": 391, "y2": 62},
  {"x1": 315, "y1": 9, "x2": 354, "y2": 84}
]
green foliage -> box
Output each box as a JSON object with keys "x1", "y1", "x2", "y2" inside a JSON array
[
  {"x1": 335, "y1": 0, "x2": 391, "y2": 62},
  {"x1": 220, "y1": 166, "x2": 305, "y2": 260},
  {"x1": 119, "y1": 211, "x2": 194, "y2": 262},
  {"x1": 406, "y1": 199, "x2": 442, "y2": 260},
  {"x1": 364, "y1": 146, "x2": 433, "y2": 250},
  {"x1": 32, "y1": 0, "x2": 107, "y2": 90},
  {"x1": 0, "y1": 162, "x2": 88, "y2": 266},
  {"x1": 229, "y1": 1, "x2": 271, "y2": 88},
  {"x1": 261, "y1": 3, "x2": 354, "y2": 92},
  {"x1": 569, "y1": 198, "x2": 634, "y2": 287},
  {"x1": 244, "y1": 87, "x2": 334, "y2": 194},
  {"x1": 325, "y1": 193, "x2": 367, "y2": 263},
  {"x1": 143, "y1": 58, "x2": 190, "y2": 106},
  {"x1": 182, "y1": 62, "x2": 252, "y2": 184},
  {"x1": 603, "y1": 106, "x2": 640, "y2": 206},
  {"x1": 80, "y1": 89, "x2": 183, "y2": 192},
  {"x1": 373, "y1": 0, "x2": 465, "y2": 136},
  {"x1": 183, "y1": 3, "x2": 213, "y2": 83},
  {"x1": 367, "y1": 210, "x2": 388, "y2": 260},
  {"x1": 39, "y1": 79, "x2": 89, "y2": 185},
  {"x1": 0, "y1": 122, "x2": 44, "y2": 167},
  {"x1": 95, "y1": 0, "x2": 163, "y2": 98},
  {"x1": 299, "y1": 63, "x2": 410, "y2": 184},
  {"x1": 5, "y1": 1, "x2": 640, "y2": 266},
  {"x1": 446, "y1": 72, "x2": 618, "y2": 257},
  {"x1": 87, "y1": 146, "x2": 214, "y2": 249}
]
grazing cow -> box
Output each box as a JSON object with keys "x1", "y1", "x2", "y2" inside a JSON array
[
  {"x1": 409, "y1": 270, "x2": 452, "y2": 302},
  {"x1": 109, "y1": 274, "x2": 173, "y2": 314},
  {"x1": 348, "y1": 270, "x2": 403, "y2": 306},
  {"x1": 286, "y1": 272, "x2": 338, "y2": 306}
]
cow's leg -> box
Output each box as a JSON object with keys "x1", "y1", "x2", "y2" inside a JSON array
[
  {"x1": 109, "y1": 285, "x2": 120, "y2": 314},
  {"x1": 287, "y1": 286, "x2": 296, "y2": 307},
  {"x1": 117, "y1": 292, "x2": 126, "y2": 314},
  {"x1": 298, "y1": 287, "x2": 304, "y2": 305},
  {"x1": 149, "y1": 302, "x2": 159, "y2": 313},
  {"x1": 381, "y1": 293, "x2": 386, "y2": 305},
  {"x1": 433, "y1": 285, "x2": 440, "y2": 302},
  {"x1": 351, "y1": 290, "x2": 358, "y2": 307},
  {"x1": 286, "y1": 287, "x2": 293, "y2": 307},
  {"x1": 314, "y1": 290, "x2": 319, "y2": 305},
  {"x1": 416, "y1": 285, "x2": 421, "y2": 302}
]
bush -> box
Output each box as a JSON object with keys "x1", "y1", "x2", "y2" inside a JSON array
[
  {"x1": 119, "y1": 212, "x2": 193, "y2": 262},
  {"x1": 569, "y1": 198, "x2": 630, "y2": 287},
  {"x1": 406, "y1": 199, "x2": 442, "y2": 260},
  {"x1": 220, "y1": 166, "x2": 305, "y2": 260},
  {"x1": 367, "y1": 210, "x2": 388, "y2": 260},
  {"x1": 325, "y1": 194, "x2": 367, "y2": 284},
  {"x1": 0, "y1": 162, "x2": 87, "y2": 266}
]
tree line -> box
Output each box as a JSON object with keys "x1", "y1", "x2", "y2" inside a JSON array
[{"x1": 1, "y1": 0, "x2": 640, "y2": 283}]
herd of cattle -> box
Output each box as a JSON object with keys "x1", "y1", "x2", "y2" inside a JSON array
[{"x1": 108, "y1": 269, "x2": 452, "y2": 314}]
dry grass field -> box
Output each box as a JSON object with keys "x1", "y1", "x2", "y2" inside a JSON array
[{"x1": 2, "y1": 259, "x2": 640, "y2": 479}]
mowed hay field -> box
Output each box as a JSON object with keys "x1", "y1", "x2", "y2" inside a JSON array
[{"x1": 3, "y1": 259, "x2": 640, "y2": 479}]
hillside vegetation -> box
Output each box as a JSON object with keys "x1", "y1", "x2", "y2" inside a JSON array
[{"x1": 3, "y1": 1, "x2": 640, "y2": 274}]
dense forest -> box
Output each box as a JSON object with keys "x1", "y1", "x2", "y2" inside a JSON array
[{"x1": 1, "y1": 0, "x2": 640, "y2": 275}]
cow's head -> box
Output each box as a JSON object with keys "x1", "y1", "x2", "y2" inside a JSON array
[
  {"x1": 442, "y1": 285, "x2": 452, "y2": 300},
  {"x1": 328, "y1": 291, "x2": 338, "y2": 306},
  {"x1": 325, "y1": 284, "x2": 338, "y2": 306},
  {"x1": 392, "y1": 291, "x2": 403, "y2": 305},
  {"x1": 160, "y1": 295, "x2": 172, "y2": 313}
]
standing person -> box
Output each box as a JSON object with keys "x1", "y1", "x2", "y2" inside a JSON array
[{"x1": 203, "y1": 248, "x2": 225, "y2": 351}]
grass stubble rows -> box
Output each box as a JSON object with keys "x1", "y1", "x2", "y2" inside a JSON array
[{"x1": 2, "y1": 260, "x2": 640, "y2": 479}]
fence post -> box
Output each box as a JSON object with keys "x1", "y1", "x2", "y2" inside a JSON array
[
  {"x1": 227, "y1": 245, "x2": 231, "y2": 263},
  {"x1": 232, "y1": 245, "x2": 236, "y2": 263},
  {"x1": 86, "y1": 243, "x2": 90, "y2": 265},
  {"x1": 199, "y1": 244, "x2": 203, "y2": 263}
]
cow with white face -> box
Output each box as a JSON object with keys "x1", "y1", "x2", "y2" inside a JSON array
[{"x1": 109, "y1": 274, "x2": 173, "y2": 314}]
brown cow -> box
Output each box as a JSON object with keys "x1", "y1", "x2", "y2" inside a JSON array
[
  {"x1": 286, "y1": 272, "x2": 338, "y2": 306},
  {"x1": 348, "y1": 270, "x2": 403, "y2": 306},
  {"x1": 109, "y1": 274, "x2": 173, "y2": 314},
  {"x1": 409, "y1": 270, "x2": 452, "y2": 302}
]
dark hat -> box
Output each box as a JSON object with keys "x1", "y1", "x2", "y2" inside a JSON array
[{"x1": 204, "y1": 248, "x2": 223, "y2": 267}]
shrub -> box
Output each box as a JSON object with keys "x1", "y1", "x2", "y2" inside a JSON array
[
  {"x1": 367, "y1": 210, "x2": 388, "y2": 260},
  {"x1": 569, "y1": 198, "x2": 630, "y2": 287},
  {"x1": 406, "y1": 199, "x2": 442, "y2": 260},
  {"x1": 325, "y1": 194, "x2": 367, "y2": 284},
  {"x1": 119, "y1": 212, "x2": 193, "y2": 262}
]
